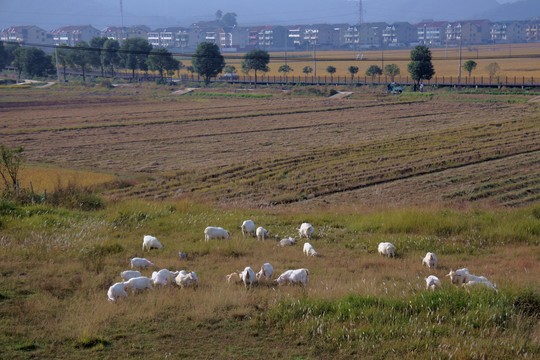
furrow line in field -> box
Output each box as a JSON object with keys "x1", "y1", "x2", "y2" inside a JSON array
[{"x1": 0, "y1": 100, "x2": 423, "y2": 135}]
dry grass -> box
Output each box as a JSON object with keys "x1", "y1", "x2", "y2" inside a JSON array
[{"x1": 12, "y1": 166, "x2": 118, "y2": 193}]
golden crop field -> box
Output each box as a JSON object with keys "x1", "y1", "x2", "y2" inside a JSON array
[
  {"x1": 178, "y1": 42, "x2": 540, "y2": 80},
  {"x1": 13, "y1": 166, "x2": 118, "y2": 193}
]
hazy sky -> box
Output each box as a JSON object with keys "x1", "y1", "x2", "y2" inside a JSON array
[{"x1": 0, "y1": 0, "x2": 534, "y2": 30}]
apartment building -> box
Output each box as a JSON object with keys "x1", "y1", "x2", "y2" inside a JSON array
[
  {"x1": 1, "y1": 25, "x2": 51, "y2": 45},
  {"x1": 51, "y1": 25, "x2": 101, "y2": 46}
]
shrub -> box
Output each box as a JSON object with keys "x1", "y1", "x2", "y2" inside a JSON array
[
  {"x1": 99, "y1": 79, "x2": 113, "y2": 89},
  {"x1": 79, "y1": 243, "x2": 123, "y2": 273},
  {"x1": 48, "y1": 184, "x2": 104, "y2": 211}
]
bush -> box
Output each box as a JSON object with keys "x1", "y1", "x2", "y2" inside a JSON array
[
  {"x1": 79, "y1": 243, "x2": 124, "y2": 273},
  {"x1": 99, "y1": 79, "x2": 113, "y2": 89},
  {"x1": 48, "y1": 184, "x2": 105, "y2": 211}
]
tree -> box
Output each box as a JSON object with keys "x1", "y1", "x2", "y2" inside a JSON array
[
  {"x1": 221, "y1": 12, "x2": 238, "y2": 27},
  {"x1": 302, "y1": 66, "x2": 313, "y2": 76},
  {"x1": 463, "y1": 60, "x2": 477, "y2": 78},
  {"x1": 278, "y1": 64, "x2": 293, "y2": 74},
  {"x1": 147, "y1": 47, "x2": 180, "y2": 82},
  {"x1": 102, "y1": 39, "x2": 121, "y2": 77},
  {"x1": 348, "y1": 65, "x2": 359, "y2": 81},
  {"x1": 366, "y1": 65, "x2": 382, "y2": 83},
  {"x1": 326, "y1": 65, "x2": 336, "y2": 81},
  {"x1": 120, "y1": 38, "x2": 153, "y2": 79},
  {"x1": 0, "y1": 42, "x2": 6, "y2": 70},
  {"x1": 215, "y1": 10, "x2": 223, "y2": 21},
  {"x1": 52, "y1": 44, "x2": 70, "y2": 81},
  {"x1": 192, "y1": 42, "x2": 225, "y2": 85},
  {"x1": 0, "y1": 143, "x2": 25, "y2": 194},
  {"x1": 186, "y1": 65, "x2": 195, "y2": 74},
  {"x1": 223, "y1": 65, "x2": 237, "y2": 74},
  {"x1": 4, "y1": 42, "x2": 20, "y2": 67},
  {"x1": 89, "y1": 36, "x2": 108, "y2": 77},
  {"x1": 12, "y1": 46, "x2": 54, "y2": 79},
  {"x1": 407, "y1": 45, "x2": 434, "y2": 88},
  {"x1": 68, "y1": 41, "x2": 92, "y2": 82},
  {"x1": 384, "y1": 63, "x2": 400, "y2": 82},
  {"x1": 242, "y1": 49, "x2": 270, "y2": 87},
  {"x1": 486, "y1": 62, "x2": 500, "y2": 78}
]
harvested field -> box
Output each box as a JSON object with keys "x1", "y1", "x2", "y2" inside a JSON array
[{"x1": 1, "y1": 85, "x2": 539, "y2": 208}]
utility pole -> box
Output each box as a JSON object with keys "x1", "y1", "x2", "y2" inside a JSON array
[
  {"x1": 313, "y1": 42, "x2": 317, "y2": 78},
  {"x1": 458, "y1": 37, "x2": 462, "y2": 84},
  {"x1": 54, "y1": 46, "x2": 60, "y2": 82}
]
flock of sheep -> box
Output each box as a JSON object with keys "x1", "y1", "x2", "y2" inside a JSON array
[{"x1": 107, "y1": 221, "x2": 497, "y2": 302}]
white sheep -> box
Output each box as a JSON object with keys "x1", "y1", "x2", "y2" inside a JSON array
[
  {"x1": 303, "y1": 242, "x2": 319, "y2": 257},
  {"x1": 204, "y1": 226, "x2": 231, "y2": 242},
  {"x1": 175, "y1": 270, "x2": 199, "y2": 288},
  {"x1": 298, "y1": 223, "x2": 315, "y2": 239},
  {"x1": 123, "y1": 276, "x2": 153, "y2": 293},
  {"x1": 142, "y1": 235, "x2": 163, "y2": 251},
  {"x1": 130, "y1": 257, "x2": 154, "y2": 269},
  {"x1": 256, "y1": 263, "x2": 274, "y2": 281},
  {"x1": 120, "y1": 270, "x2": 141, "y2": 281},
  {"x1": 107, "y1": 282, "x2": 128, "y2": 302},
  {"x1": 151, "y1": 269, "x2": 180, "y2": 286},
  {"x1": 241, "y1": 220, "x2": 256, "y2": 237},
  {"x1": 226, "y1": 272, "x2": 241, "y2": 284},
  {"x1": 422, "y1": 252, "x2": 438, "y2": 268},
  {"x1": 256, "y1": 226, "x2": 269, "y2": 241},
  {"x1": 446, "y1": 268, "x2": 470, "y2": 285},
  {"x1": 275, "y1": 268, "x2": 310, "y2": 286},
  {"x1": 425, "y1": 275, "x2": 442, "y2": 291},
  {"x1": 462, "y1": 279, "x2": 498, "y2": 291},
  {"x1": 378, "y1": 242, "x2": 396, "y2": 257},
  {"x1": 239, "y1": 266, "x2": 256, "y2": 288},
  {"x1": 277, "y1": 237, "x2": 296, "y2": 247}
]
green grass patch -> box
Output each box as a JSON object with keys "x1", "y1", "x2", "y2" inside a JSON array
[{"x1": 188, "y1": 92, "x2": 273, "y2": 98}]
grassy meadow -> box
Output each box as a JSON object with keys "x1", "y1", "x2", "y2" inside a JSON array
[
  {"x1": 0, "y1": 198, "x2": 539, "y2": 359},
  {"x1": 0, "y1": 82, "x2": 539, "y2": 358}
]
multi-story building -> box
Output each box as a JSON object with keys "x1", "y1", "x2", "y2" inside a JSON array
[
  {"x1": 525, "y1": 20, "x2": 539, "y2": 42},
  {"x1": 258, "y1": 26, "x2": 287, "y2": 50},
  {"x1": 416, "y1": 21, "x2": 449, "y2": 45},
  {"x1": 51, "y1": 25, "x2": 101, "y2": 46},
  {"x1": 102, "y1": 25, "x2": 149, "y2": 42},
  {"x1": 0, "y1": 25, "x2": 51, "y2": 46},
  {"x1": 446, "y1": 20, "x2": 491, "y2": 45},
  {"x1": 490, "y1": 21, "x2": 527, "y2": 43},
  {"x1": 382, "y1": 22, "x2": 417, "y2": 46},
  {"x1": 344, "y1": 23, "x2": 385, "y2": 48}
]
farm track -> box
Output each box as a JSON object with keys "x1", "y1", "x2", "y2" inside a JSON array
[{"x1": 1, "y1": 86, "x2": 538, "y2": 208}]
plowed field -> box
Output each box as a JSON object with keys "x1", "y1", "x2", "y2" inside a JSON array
[{"x1": 1, "y1": 85, "x2": 538, "y2": 208}]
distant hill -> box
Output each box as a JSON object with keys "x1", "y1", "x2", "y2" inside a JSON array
[
  {"x1": 474, "y1": 0, "x2": 540, "y2": 21},
  {"x1": 0, "y1": 0, "x2": 538, "y2": 31}
]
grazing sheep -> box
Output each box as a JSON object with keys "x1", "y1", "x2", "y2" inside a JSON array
[
  {"x1": 378, "y1": 242, "x2": 396, "y2": 257},
  {"x1": 275, "y1": 268, "x2": 310, "y2": 286},
  {"x1": 226, "y1": 272, "x2": 241, "y2": 284},
  {"x1": 303, "y1": 242, "x2": 319, "y2": 257},
  {"x1": 425, "y1": 275, "x2": 442, "y2": 291},
  {"x1": 204, "y1": 226, "x2": 230, "y2": 242},
  {"x1": 422, "y1": 252, "x2": 438, "y2": 268},
  {"x1": 239, "y1": 266, "x2": 256, "y2": 288},
  {"x1": 298, "y1": 223, "x2": 315, "y2": 239},
  {"x1": 120, "y1": 270, "x2": 141, "y2": 281},
  {"x1": 151, "y1": 269, "x2": 180, "y2": 286},
  {"x1": 142, "y1": 235, "x2": 163, "y2": 251},
  {"x1": 123, "y1": 276, "x2": 152, "y2": 293},
  {"x1": 130, "y1": 257, "x2": 154, "y2": 269},
  {"x1": 107, "y1": 282, "x2": 128, "y2": 302},
  {"x1": 462, "y1": 279, "x2": 498, "y2": 291},
  {"x1": 256, "y1": 263, "x2": 274, "y2": 281},
  {"x1": 241, "y1": 220, "x2": 256, "y2": 237},
  {"x1": 277, "y1": 237, "x2": 296, "y2": 247},
  {"x1": 256, "y1": 227, "x2": 269, "y2": 241},
  {"x1": 446, "y1": 268, "x2": 470, "y2": 285},
  {"x1": 175, "y1": 270, "x2": 198, "y2": 288}
]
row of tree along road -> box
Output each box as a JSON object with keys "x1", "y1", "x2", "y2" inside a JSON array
[{"x1": 1, "y1": 39, "x2": 534, "y2": 88}]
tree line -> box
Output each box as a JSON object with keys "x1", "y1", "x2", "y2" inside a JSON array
[{"x1": 0, "y1": 37, "x2": 180, "y2": 83}]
